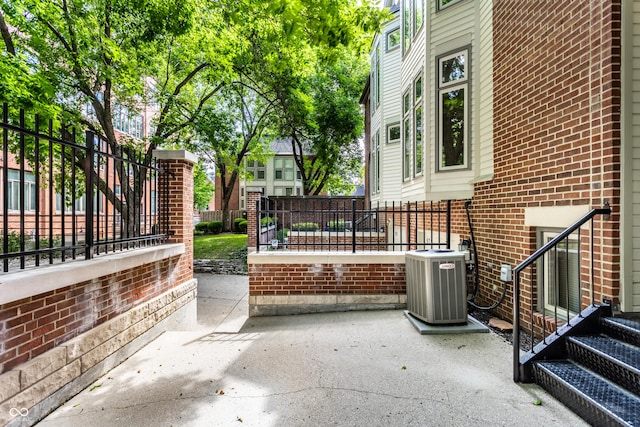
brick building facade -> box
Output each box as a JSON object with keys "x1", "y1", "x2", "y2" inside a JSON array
[{"x1": 364, "y1": 0, "x2": 631, "y2": 327}]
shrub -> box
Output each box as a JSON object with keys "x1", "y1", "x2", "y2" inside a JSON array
[
  {"x1": 208, "y1": 221, "x2": 223, "y2": 234},
  {"x1": 195, "y1": 222, "x2": 210, "y2": 233},
  {"x1": 234, "y1": 218, "x2": 248, "y2": 233},
  {"x1": 0, "y1": 231, "x2": 21, "y2": 253},
  {"x1": 261, "y1": 216, "x2": 276, "y2": 226},
  {"x1": 194, "y1": 229, "x2": 205, "y2": 236},
  {"x1": 291, "y1": 222, "x2": 319, "y2": 231},
  {"x1": 276, "y1": 228, "x2": 289, "y2": 242}
]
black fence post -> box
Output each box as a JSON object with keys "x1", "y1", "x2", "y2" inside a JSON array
[
  {"x1": 351, "y1": 198, "x2": 356, "y2": 253},
  {"x1": 2, "y1": 104, "x2": 8, "y2": 272},
  {"x1": 256, "y1": 197, "x2": 261, "y2": 253},
  {"x1": 446, "y1": 200, "x2": 451, "y2": 249},
  {"x1": 85, "y1": 130, "x2": 94, "y2": 260}
]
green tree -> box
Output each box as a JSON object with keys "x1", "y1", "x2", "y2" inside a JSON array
[
  {"x1": 193, "y1": 162, "x2": 214, "y2": 211},
  {"x1": 281, "y1": 50, "x2": 369, "y2": 195},
  {"x1": 189, "y1": 83, "x2": 274, "y2": 231},
  {"x1": 0, "y1": 0, "x2": 231, "y2": 234},
  {"x1": 1, "y1": 0, "x2": 385, "y2": 232}
]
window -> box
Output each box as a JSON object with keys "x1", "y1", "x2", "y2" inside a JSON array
[
  {"x1": 403, "y1": 91, "x2": 411, "y2": 180},
  {"x1": 56, "y1": 193, "x2": 86, "y2": 213},
  {"x1": 414, "y1": 0, "x2": 423, "y2": 32},
  {"x1": 113, "y1": 104, "x2": 144, "y2": 139},
  {"x1": 274, "y1": 158, "x2": 294, "y2": 181},
  {"x1": 150, "y1": 190, "x2": 157, "y2": 215},
  {"x1": 370, "y1": 129, "x2": 380, "y2": 195},
  {"x1": 437, "y1": 0, "x2": 463, "y2": 12},
  {"x1": 387, "y1": 28, "x2": 400, "y2": 51},
  {"x1": 403, "y1": 1, "x2": 411, "y2": 54},
  {"x1": 115, "y1": 184, "x2": 121, "y2": 196},
  {"x1": 247, "y1": 160, "x2": 265, "y2": 180},
  {"x1": 414, "y1": 73, "x2": 423, "y2": 176},
  {"x1": 387, "y1": 123, "x2": 401, "y2": 144},
  {"x1": 8, "y1": 170, "x2": 36, "y2": 211},
  {"x1": 371, "y1": 43, "x2": 381, "y2": 111},
  {"x1": 402, "y1": 0, "x2": 424, "y2": 55},
  {"x1": 437, "y1": 48, "x2": 469, "y2": 170},
  {"x1": 539, "y1": 230, "x2": 581, "y2": 315}
]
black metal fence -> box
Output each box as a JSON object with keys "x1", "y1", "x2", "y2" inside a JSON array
[
  {"x1": 256, "y1": 196, "x2": 451, "y2": 252},
  {"x1": 0, "y1": 104, "x2": 168, "y2": 273}
]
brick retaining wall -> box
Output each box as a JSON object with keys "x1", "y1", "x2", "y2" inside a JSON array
[{"x1": 248, "y1": 252, "x2": 406, "y2": 316}]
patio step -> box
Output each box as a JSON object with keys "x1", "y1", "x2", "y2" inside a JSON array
[
  {"x1": 534, "y1": 360, "x2": 640, "y2": 426},
  {"x1": 601, "y1": 317, "x2": 640, "y2": 347},
  {"x1": 566, "y1": 335, "x2": 640, "y2": 395},
  {"x1": 531, "y1": 315, "x2": 640, "y2": 426}
]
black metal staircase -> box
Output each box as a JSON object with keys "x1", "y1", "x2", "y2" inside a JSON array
[{"x1": 531, "y1": 314, "x2": 640, "y2": 426}]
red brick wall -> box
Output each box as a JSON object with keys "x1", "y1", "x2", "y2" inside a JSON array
[
  {"x1": 465, "y1": 0, "x2": 623, "y2": 323},
  {"x1": 246, "y1": 190, "x2": 261, "y2": 249},
  {"x1": 250, "y1": 263, "x2": 405, "y2": 296},
  {"x1": 0, "y1": 153, "x2": 194, "y2": 374},
  {"x1": 0, "y1": 256, "x2": 181, "y2": 373},
  {"x1": 161, "y1": 158, "x2": 194, "y2": 285}
]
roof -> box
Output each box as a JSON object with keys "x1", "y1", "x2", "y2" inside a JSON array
[{"x1": 269, "y1": 137, "x2": 313, "y2": 156}]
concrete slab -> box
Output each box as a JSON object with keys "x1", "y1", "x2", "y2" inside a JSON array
[
  {"x1": 36, "y1": 274, "x2": 588, "y2": 427},
  {"x1": 404, "y1": 310, "x2": 490, "y2": 334}
]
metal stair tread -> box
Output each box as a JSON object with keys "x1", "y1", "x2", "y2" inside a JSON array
[
  {"x1": 535, "y1": 360, "x2": 640, "y2": 425},
  {"x1": 569, "y1": 335, "x2": 640, "y2": 372},
  {"x1": 602, "y1": 317, "x2": 640, "y2": 333}
]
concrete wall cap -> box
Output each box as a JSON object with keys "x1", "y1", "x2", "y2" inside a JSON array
[{"x1": 152, "y1": 149, "x2": 198, "y2": 165}]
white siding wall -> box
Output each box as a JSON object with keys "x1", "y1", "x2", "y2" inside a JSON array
[
  {"x1": 621, "y1": 0, "x2": 640, "y2": 312},
  {"x1": 400, "y1": 10, "x2": 427, "y2": 202},
  {"x1": 427, "y1": 0, "x2": 479, "y2": 200},
  {"x1": 379, "y1": 19, "x2": 403, "y2": 202},
  {"x1": 369, "y1": 36, "x2": 382, "y2": 202},
  {"x1": 476, "y1": 0, "x2": 494, "y2": 180}
]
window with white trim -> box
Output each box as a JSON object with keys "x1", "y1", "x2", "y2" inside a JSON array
[
  {"x1": 402, "y1": 90, "x2": 411, "y2": 180},
  {"x1": 414, "y1": 73, "x2": 423, "y2": 176},
  {"x1": 8, "y1": 170, "x2": 36, "y2": 211},
  {"x1": 274, "y1": 158, "x2": 294, "y2": 181},
  {"x1": 538, "y1": 229, "x2": 581, "y2": 316},
  {"x1": 437, "y1": 0, "x2": 464, "y2": 12},
  {"x1": 437, "y1": 48, "x2": 469, "y2": 170},
  {"x1": 387, "y1": 28, "x2": 400, "y2": 51},
  {"x1": 387, "y1": 123, "x2": 401, "y2": 144},
  {"x1": 247, "y1": 159, "x2": 265, "y2": 180},
  {"x1": 402, "y1": 0, "x2": 425, "y2": 55},
  {"x1": 371, "y1": 43, "x2": 381, "y2": 111},
  {"x1": 370, "y1": 129, "x2": 380, "y2": 195}
]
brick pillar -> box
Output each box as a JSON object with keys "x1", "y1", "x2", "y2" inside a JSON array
[
  {"x1": 247, "y1": 188, "x2": 263, "y2": 251},
  {"x1": 153, "y1": 149, "x2": 197, "y2": 284}
]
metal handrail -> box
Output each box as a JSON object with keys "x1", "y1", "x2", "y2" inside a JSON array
[{"x1": 512, "y1": 202, "x2": 611, "y2": 381}]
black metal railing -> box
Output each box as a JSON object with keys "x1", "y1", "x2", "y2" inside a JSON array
[
  {"x1": 256, "y1": 197, "x2": 451, "y2": 253},
  {"x1": 0, "y1": 104, "x2": 168, "y2": 273},
  {"x1": 512, "y1": 202, "x2": 611, "y2": 382}
]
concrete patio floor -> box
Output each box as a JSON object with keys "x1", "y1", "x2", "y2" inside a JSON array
[{"x1": 36, "y1": 273, "x2": 586, "y2": 427}]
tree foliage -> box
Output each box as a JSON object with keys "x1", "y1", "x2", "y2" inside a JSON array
[
  {"x1": 0, "y1": 0, "x2": 387, "y2": 229},
  {"x1": 193, "y1": 162, "x2": 214, "y2": 211}
]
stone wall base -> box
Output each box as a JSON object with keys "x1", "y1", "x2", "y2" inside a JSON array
[
  {"x1": 0, "y1": 279, "x2": 197, "y2": 427},
  {"x1": 249, "y1": 294, "x2": 407, "y2": 317}
]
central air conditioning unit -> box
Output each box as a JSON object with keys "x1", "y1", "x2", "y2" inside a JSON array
[{"x1": 405, "y1": 249, "x2": 467, "y2": 325}]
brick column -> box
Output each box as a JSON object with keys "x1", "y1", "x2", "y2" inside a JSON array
[
  {"x1": 153, "y1": 149, "x2": 197, "y2": 284},
  {"x1": 246, "y1": 188, "x2": 263, "y2": 252}
]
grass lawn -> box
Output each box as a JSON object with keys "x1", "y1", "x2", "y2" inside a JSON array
[{"x1": 193, "y1": 233, "x2": 247, "y2": 259}]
